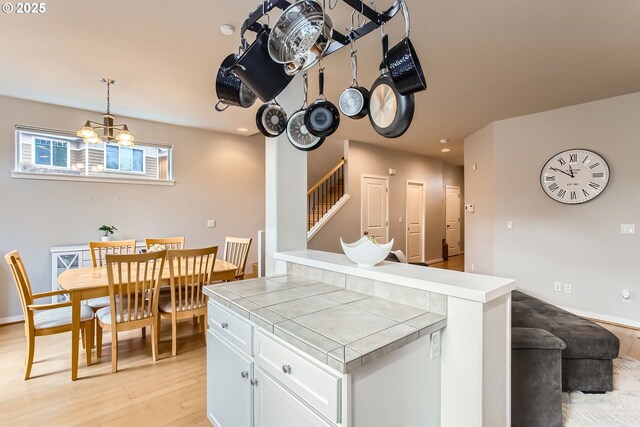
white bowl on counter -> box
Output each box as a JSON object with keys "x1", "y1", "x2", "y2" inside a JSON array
[{"x1": 340, "y1": 237, "x2": 394, "y2": 267}]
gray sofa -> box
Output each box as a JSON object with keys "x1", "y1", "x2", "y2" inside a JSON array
[{"x1": 511, "y1": 291, "x2": 620, "y2": 427}]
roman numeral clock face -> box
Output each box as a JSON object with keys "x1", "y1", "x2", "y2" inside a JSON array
[{"x1": 540, "y1": 149, "x2": 610, "y2": 204}]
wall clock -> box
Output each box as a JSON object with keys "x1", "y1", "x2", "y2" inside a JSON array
[{"x1": 540, "y1": 149, "x2": 610, "y2": 204}]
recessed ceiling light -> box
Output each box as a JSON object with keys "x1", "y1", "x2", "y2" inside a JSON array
[
  {"x1": 440, "y1": 139, "x2": 449, "y2": 144},
  {"x1": 441, "y1": 148, "x2": 451, "y2": 153},
  {"x1": 237, "y1": 127, "x2": 249, "y2": 132},
  {"x1": 220, "y1": 24, "x2": 235, "y2": 36}
]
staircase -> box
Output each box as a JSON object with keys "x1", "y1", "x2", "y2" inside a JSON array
[{"x1": 307, "y1": 158, "x2": 350, "y2": 240}]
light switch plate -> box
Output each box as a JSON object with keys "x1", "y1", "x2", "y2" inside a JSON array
[
  {"x1": 430, "y1": 330, "x2": 441, "y2": 360},
  {"x1": 621, "y1": 224, "x2": 636, "y2": 235},
  {"x1": 207, "y1": 220, "x2": 216, "y2": 228}
]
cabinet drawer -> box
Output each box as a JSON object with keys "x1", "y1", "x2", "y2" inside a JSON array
[
  {"x1": 209, "y1": 301, "x2": 253, "y2": 357},
  {"x1": 255, "y1": 331, "x2": 341, "y2": 423}
]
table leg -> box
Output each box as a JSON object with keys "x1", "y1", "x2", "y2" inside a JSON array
[{"x1": 71, "y1": 292, "x2": 80, "y2": 381}]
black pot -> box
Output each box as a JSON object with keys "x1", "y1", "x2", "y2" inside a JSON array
[
  {"x1": 385, "y1": 0, "x2": 426, "y2": 96},
  {"x1": 231, "y1": 27, "x2": 294, "y2": 103},
  {"x1": 304, "y1": 68, "x2": 340, "y2": 138},
  {"x1": 215, "y1": 54, "x2": 257, "y2": 112}
]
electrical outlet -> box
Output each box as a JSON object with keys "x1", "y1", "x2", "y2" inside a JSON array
[
  {"x1": 399, "y1": 217, "x2": 402, "y2": 223},
  {"x1": 207, "y1": 219, "x2": 216, "y2": 228},
  {"x1": 470, "y1": 263, "x2": 475, "y2": 272},
  {"x1": 621, "y1": 224, "x2": 636, "y2": 235},
  {"x1": 554, "y1": 281, "x2": 561, "y2": 292},
  {"x1": 564, "y1": 283, "x2": 572, "y2": 293},
  {"x1": 430, "y1": 330, "x2": 441, "y2": 360},
  {"x1": 506, "y1": 221, "x2": 513, "y2": 230}
]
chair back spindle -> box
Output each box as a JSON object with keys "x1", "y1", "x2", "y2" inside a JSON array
[
  {"x1": 89, "y1": 240, "x2": 136, "y2": 267},
  {"x1": 145, "y1": 237, "x2": 185, "y2": 251},
  {"x1": 223, "y1": 237, "x2": 252, "y2": 280}
]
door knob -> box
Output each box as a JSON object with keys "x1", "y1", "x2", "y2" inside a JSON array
[{"x1": 363, "y1": 231, "x2": 369, "y2": 236}]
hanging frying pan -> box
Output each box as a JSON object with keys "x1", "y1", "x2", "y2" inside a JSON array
[
  {"x1": 339, "y1": 50, "x2": 370, "y2": 119},
  {"x1": 287, "y1": 72, "x2": 325, "y2": 151},
  {"x1": 256, "y1": 100, "x2": 288, "y2": 137},
  {"x1": 369, "y1": 34, "x2": 414, "y2": 139},
  {"x1": 304, "y1": 67, "x2": 340, "y2": 137},
  {"x1": 385, "y1": 0, "x2": 427, "y2": 95},
  {"x1": 215, "y1": 53, "x2": 257, "y2": 112}
]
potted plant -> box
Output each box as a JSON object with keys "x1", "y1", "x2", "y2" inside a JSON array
[{"x1": 99, "y1": 225, "x2": 118, "y2": 242}]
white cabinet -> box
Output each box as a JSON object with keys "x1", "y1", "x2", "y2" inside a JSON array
[
  {"x1": 207, "y1": 330, "x2": 254, "y2": 427},
  {"x1": 50, "y1": 242, "x2": 145, "y2": 303},
  {"x1": 254, "y1": 367, "x2": 332, "y2": 427}
]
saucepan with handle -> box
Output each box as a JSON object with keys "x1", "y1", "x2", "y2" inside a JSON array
[
  {"x1": 304, "y1": 67, "x2": 340, "y2": 137},
  {"x1": 287, "y1": 71, "x2": 325, "y2": 151}
]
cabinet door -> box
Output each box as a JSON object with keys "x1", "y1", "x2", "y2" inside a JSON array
[
  {"x1": 254, "y1": 368, "x2": 332, "y2": 427},
  {"x1": 207, "y1": 330, "x2": 253, "y2": 427}
]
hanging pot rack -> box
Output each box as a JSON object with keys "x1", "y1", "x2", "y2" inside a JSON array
[{"x1": 240, "y1": 0, "x2": 403, "y2": 56}]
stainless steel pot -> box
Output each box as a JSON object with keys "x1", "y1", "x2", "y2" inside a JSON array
[{"x1": 268, "y1": 0, "x2": 333, "y2": 76}]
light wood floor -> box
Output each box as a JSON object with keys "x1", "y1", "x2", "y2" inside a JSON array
[
  {"x1": 429, "y1": 254, "x2": 465, "y2": 272},
  {"x1": 0, "y1": 320, "x2": 210, "y2": 426},
  {"x1": 595, "y1": 321, "x2": 640, "y2": 361}
]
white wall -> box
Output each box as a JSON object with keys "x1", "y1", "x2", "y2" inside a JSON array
[
  {"x1": 309, "y1": 140, "x2": 464, "y2": 263},
  {"x1": 465, "y1": 92, "x2": 640, "y2": 325},
  {"x1": 0, "y1": 95, "x2": 265, "y2": 321}
]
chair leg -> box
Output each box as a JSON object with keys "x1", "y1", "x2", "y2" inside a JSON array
[
  {"x1": 81, "y1": 328, "x2": 86, "y2": 350},
  {"x1": 111, "y1": 330, "x2": 118, "y2": 373},
  {"x1": 141, "y1": 326, "x2": 146, "y2": 338},
  {"x1": 85, "y1": 323, "x2": 93, "y2": 366},
  {"x1": 192, "y1": 315, "x2": 198, "y2": 326},
  {"x1": 199, "y1": 315, "x2": 205, "y2": 334},
  {"x1": 24, "y1": 333, "x2": 35, "y2": 380},
  {"x1": 171, "y1": 313, "x2": 178, "y2": 357},
  {"x1": 96, "y1": 321, "x2": 103, "y2": 358},
  {"x1": 151, "y1": 322, "x2": 159, "y2": 362}
]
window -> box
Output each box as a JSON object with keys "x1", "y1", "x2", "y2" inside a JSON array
[
  {"x1": 14, "y1": 126, "x2": 174, "y2": 184},
  {"x1": 105, "y1": 144, "x2": 145, "y2": 173},
  {"x1": 34, "y1": 138, "x2": 69, "y2": 168}
]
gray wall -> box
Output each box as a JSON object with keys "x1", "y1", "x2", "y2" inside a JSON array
[
  {"x1": 307, "y1": 138, "x2": 345, "y2": 188},
  {"x1": 465, "y1": 92, "x2": 640, "y2": 324},
  {"x1": 0, "y1": 95, "x2": 265, "y2": 321},
  {"x1": 309, "y1": 140, "x2": 464, "y2": 263}
]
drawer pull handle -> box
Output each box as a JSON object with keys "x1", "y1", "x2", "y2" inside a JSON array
[
  {"x1": 250, "y1": 378, "x2": 259, "y2": 386},
  {"x1": 241, "y1": 371, "x2": 249, "y2": 379},
  {"x1": 282, "y1": 364, "x2": 292, "y2": 374},
  {"x1": 221, "y1": 322, "x2": 229, "y2": 329}
]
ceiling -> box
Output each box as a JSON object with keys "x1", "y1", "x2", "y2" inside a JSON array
[{"x1": 1, "y1": 0, "x2": 639, "y2": 165}]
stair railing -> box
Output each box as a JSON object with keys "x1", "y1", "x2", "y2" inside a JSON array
[{"x1": 307, "y1": 158, "x2": 346, "y2": 231}]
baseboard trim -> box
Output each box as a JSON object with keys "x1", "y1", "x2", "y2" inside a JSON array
[
  {"x1": 426, "y1": 258, "x2": 443, "y2": 264},
  {"x1": 559, "y1": 306, "x2": 640, "y2": 330},
  {"x1": 0, "y1": 315, "x2": 24, "y2": 325}
]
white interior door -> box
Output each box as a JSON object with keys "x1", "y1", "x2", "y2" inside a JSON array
[
  {"x1": 361, "y1": 175, "x2": 389, "y2": 243},
  {"x1": 445, "y1": 186, "x2": 461, "y2": 256},
  {"x1": 406, "y1": 181, "x2": 425, "y2": 263}
]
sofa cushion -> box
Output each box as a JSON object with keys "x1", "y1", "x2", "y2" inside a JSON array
[
  {"x1": 512, "y1": 291, "x2": 619, "y2": 359},
  {"x1": 512, "y1": 327, "x2": 566, "y2": 351}
]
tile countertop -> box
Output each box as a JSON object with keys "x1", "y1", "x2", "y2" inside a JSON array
[
  {"x1": 203, "y1": 275, "x2": 447, "y2": 374},
  {"x1": 275, "y1": 250, "x2": 516, "y2": 303}
]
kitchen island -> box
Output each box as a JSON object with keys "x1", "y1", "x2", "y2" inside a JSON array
[{"x1": 204, "y1": 250, "x2": 515, "y2": 427}]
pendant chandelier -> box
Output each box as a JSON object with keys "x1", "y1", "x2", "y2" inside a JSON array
[{"x1": 76, "y1": 78, "x2": 135, "y2": 146}]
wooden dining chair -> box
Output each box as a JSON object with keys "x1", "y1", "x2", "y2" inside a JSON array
[
  {"x1": 95, "y1": 250, "x2": 166, "y2": 372},
  {"x1": 4, "y1": 250, "x2": 94, "y2": 380},
  {"x1": 159, "y1": 246, "x2": 218, "y2": 356},
  {"x1": 223, "y1": 237, "x2": 252, "y2": 280},
  {"x1": 145, "y1": 237, "x2": 185, "y2": 251},
  {"x1": 87, "y1": 240, "x2": 137, "y2": 312}
]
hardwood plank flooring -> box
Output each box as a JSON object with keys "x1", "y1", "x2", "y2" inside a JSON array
[
  {"x1": 429, "y1": 254, "x2": 465, "y2": 272},
  {"x1": 595, "y1": 321, "x2": 640, "y2": 361},
  {"x1": 0, "y1": 320, "x2": 210, "y2": 427}
]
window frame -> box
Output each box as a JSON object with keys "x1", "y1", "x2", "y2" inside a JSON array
[
  {"x1": 13, "y1": 125, "x2": 175, "y2": 186},
  {"x1": 104, "y1": 144, "x2": 146, "y2": 175},
  {"x1": 32, "y1": 137, "x2": 70, "y2": 170}
]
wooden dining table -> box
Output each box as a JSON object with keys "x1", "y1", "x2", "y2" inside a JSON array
[{"x1": 57, "y1": 258, "x2": 238, "y2": 380}]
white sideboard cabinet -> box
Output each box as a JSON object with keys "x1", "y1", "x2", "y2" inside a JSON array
[{"x1": 50, "y1": 242, "x2": 145, "y2": 303}]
